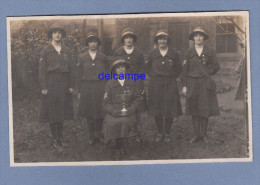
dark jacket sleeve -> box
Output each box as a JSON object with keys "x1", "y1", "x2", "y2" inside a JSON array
[
  {"x1": 206, "y1": 49, "x2": 220, "y2": 75},
  {"x1": 145, "y1": 52, "x2": 152, "y2": 75},
  {"x1": 113, "y1": 48, "x2": 122, "y2": 58},
  {"x1": 180, "y1": 52, "x2": 189, "y2": 87},
  {"x1": 68, "y1": 51, "x2": 76, "y2": 89},
  {"x1": 77, "y1": 57, "x2": 83, "y2": 93},
  {"x1": 139, "y1": 53, "x2": 145, "y2": 74},
  {"x1": 39, "y1": 48, "x2": 47, "y2": 90},
  {"x1": 128, "y1": 83, "x2": 141, "y2": 114},
  {"x1": 103, "y1": 82, "x2": 114, "y2": 115},
  {"x1": 104, "y1": 55, "x2": 110, "y2": 73},
  {"x1": 174, "y1": 52, "x2": 182, "y2": 78}
]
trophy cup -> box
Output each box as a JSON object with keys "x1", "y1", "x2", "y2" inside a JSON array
[{"x1": 120, "y1": 91, "x2": 127, "y2": 116}]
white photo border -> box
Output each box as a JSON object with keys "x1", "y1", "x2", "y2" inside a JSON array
[{"x1": 7, "y1": 11, "x2": 252, "y2": 167}]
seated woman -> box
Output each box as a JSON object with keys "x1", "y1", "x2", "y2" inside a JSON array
[{"x1": 103, "y1": 57, "x2": 140, "y2": 160}]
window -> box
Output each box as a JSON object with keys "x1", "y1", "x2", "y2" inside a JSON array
[
  {"x1": 102, "y1": 38, "x2": 113, "y2": 56},
  {"x1": 168, "y1": 22, "x2": 189, "y2": 51},
  {"x1": 216, "y1": 23, "x2": 237, "y2": 53}
]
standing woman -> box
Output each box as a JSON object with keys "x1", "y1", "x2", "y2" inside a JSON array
[
  {"x1": 146, "y1": 30, "x2": 183, "y2": 143},
  {"x1": 77, "y1": 32, "x2": 109, "y2": 145},
  {"x1": 39, "y1": 24, "x2": 75, "y2": 149},
  {"x1": 114, "y1": 28, "x2": 146, "y2": 139},
  {"x1": 181, "y1": 27, "x2": 220, "y2": 143}
]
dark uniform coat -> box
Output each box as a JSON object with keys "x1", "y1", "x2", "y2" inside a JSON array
[
  {"x1": 235, "y1": 56, "x2": 247, "y2": 100},
  {"x1": 114, "y1": 46, "x2": 145, "y2": 74},
  {"x1": 146, "y1": 48, "x2": 183, "y2": 117},
  {"x1": 181, "y1": 46, "x2": 220, "y2": 118},
  {"x1": 39, "y1": 44, "x2": 75, "y2": 123},
  {"x1": 77, "y1": 51, "x2": 109, "y2": 119},
  {"x1": 103, "y1": 79, "x2": 140, "y2": 142},
  {"x1": 114, "y1": 46, "x2": 147, "y2": 111}
]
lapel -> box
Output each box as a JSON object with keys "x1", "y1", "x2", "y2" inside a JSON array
[
  {"x1": 165, "y1": 48, "x2": 177, "y2": 58},
  {"x1": 153, "y1": 48, "x2": 162, "y2": 58},
  {"x1": 188, "y1": 46, "x2": 211, "y2": 58},
  {"x1": 122, "y1": 46, "x2": 136, "y2": 56},
  {"x1": 95, "y1": 51, "x2": 103, "y2": 61},
  {"x1": 187, "y1": 47, "x2": 198, "y2": 58},
  {"x1": 109, "y1": 78, "x2": 121, "y2": 88},
  {"x1": 201, "y1": 46, "x2": 210, "y2": 56},
  {"x1": 46, "y1": 44, "x2": 58, "y2": 54}
]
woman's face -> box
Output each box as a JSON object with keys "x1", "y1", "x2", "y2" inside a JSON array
[
  {"x1": 115, "y1": 64, "x2": 126, "y2": 74},
  {"x1": 88, "y1": 40, "x2": 98, "y2": 51},
  {"x1": 194, "y1": 33, "x2": 204, "y2": 45},
  {"x1": 52, "y1": 30, "x2": 62, "y2": 42},
  {"x1": 157, "y1": 36, "x2": 168, "y2": 49},
  {"x1": 123, "y1": 35, "x2": 134, "y2": 47}
]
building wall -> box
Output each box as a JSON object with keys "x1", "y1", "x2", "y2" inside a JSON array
[
  {"x1": 112, "y1": 16, "x2": 246, "y2": 75},
  {"x1": 38, "y1": 16, "x2": 246, "y2": 75}
]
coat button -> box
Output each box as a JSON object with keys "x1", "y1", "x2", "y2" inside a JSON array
[
  {"x1": 162, "y1": 61, "x2": 165, "y2": 64},
  {"x1": 92, "y1": 63, "x2": 95, "y2": 66}
]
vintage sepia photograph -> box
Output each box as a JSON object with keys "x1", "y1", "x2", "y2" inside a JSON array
[{"x1": 7, "y1": 11, "x2": 251, "y2": 166}]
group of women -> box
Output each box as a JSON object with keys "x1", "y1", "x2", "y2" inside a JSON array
[{"x1": 39, "y1": 24, "x2": 220, "y2": 160}]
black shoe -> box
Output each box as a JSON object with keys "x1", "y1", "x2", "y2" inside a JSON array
[
  {"x1": 58, "y1": 140, "x2": 68, "y2": 148},
  {"x1": 164, "y1": 134, "x2": 171, "y2": 143},
  {"x1": 189, "y1": 136, "x2": 200, "y2": 143},
  {"x1": 114, "y1": 150, "x2": 122, "y2": 161},
  {"x1": 89, "y1": 137, "x2": 95, "y2": 145},
  {"x1": 135, "y1": 135, "x2": 142, "y2": 143},
  {"x1": 155, "y1": 134, "x2": 164, "y2": 142},
  {"x1": 52, "y1": 140, "x2": 63, "y2": 150},
  {"x1": 203, "y1": 136, "x2": 210, "y2": 144}
]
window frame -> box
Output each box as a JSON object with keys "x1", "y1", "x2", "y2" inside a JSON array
[{"x1": 216, "y1": 23, "x2": 238, "y2": 55}]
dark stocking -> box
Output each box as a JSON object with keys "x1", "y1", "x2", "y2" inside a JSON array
[
  {"x1": 87, "y1": 118, "x2": 95, "y2": 139},
  {"x1": 49, "y1": 123, "x2": 58, "y2": 140},
  {"x1": 154, "y1": 116, "x2": 163, "y2": 134},
  {"x1": 56, "y1": 122, "x2": 64, "y2": 141},
  {"x1": 200, "y1": 117, "x2": 208, "y2": 137},
  {"x1": 95, "y1": 118, "x2": 103, "y2": 139},
  {"x1": 192, "y1": 116, "x2": 201, "y2": 138},
  {"x1": 165, "y1": 117, "x2": 173, "y2": 134},
  {"x1": 115, "y1": 138, "x2": 124, "y2": 150}
]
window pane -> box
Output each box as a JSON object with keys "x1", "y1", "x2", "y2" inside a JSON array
[
  {"x1": 216, "y1": 35, "x2": 227, "y2": 53},
  {"x1": 227, "y1": 34, "x2": 237, "y2": 53},
  {"x1": 103, "y1": 38, "x2": 113, "y2": 56},
  {"x1": 216, "y1": 24, "x2": 226, "y2": 33},
  {"x1": 168, "y1": 22, "x2": 189, "y2": 51},
  {"x1": 228, "y1": 24, "x2": 235, "y2": 33}
]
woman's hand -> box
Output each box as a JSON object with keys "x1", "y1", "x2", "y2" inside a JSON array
[
  {"x1": 126, "y1": 107, "x2": 135, "y2": 116},
  {"x1": 112, "y1": 110, "x2": 121, "y2": 118},
  {"x1": 41, "y1": 89, "x2": 48, "y2": 95},
  {"x1": 182, "y1": 86, "x2": 187, "y2": 96},
  {"x1": 69, "y1": 88, "x2": 74, "y2": 93}
]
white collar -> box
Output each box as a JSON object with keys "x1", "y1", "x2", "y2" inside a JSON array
[
  {"x1": 52, "y1": 43, "x2": 61, "y2": 54},
  {"x1": 195, "y1": 46, "x2": 203, "y2": 56},
  {"x1": 89, "y1": 50, "x2": 97, "y2": 60},
  {"x1": 159, "y1": 47, "x2": 168, "y2": 57},
  {"x1": 118, "y1": 79, "x2": 125, "y2": 86},
  {"x1": 124, "y1": 46, "x2": 134, "y2": 54}
]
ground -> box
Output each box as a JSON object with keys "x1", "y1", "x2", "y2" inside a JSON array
[{"x1": 12, "y1": 75, "x2": 249, "y2": 163}]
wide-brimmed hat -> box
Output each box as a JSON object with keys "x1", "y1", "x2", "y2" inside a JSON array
[
  {"x1": 189, "y1": 27, "x2": 209, "y2": 40},
  {"x1": 111, "y1": 56, "x2": 130, "y2": 72},
  {"x1": 85, "y1": 32, "x2": 101, "y2": 46},
  {"x1": 48, "y1": 24, "x2": 66, "y2": 39},
  {"x1": 121, "y1": 28, "x2": 137, "y2": 43},
  {"x1": 154, "y1": 30, "x2": 171, "y2": 44}
]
